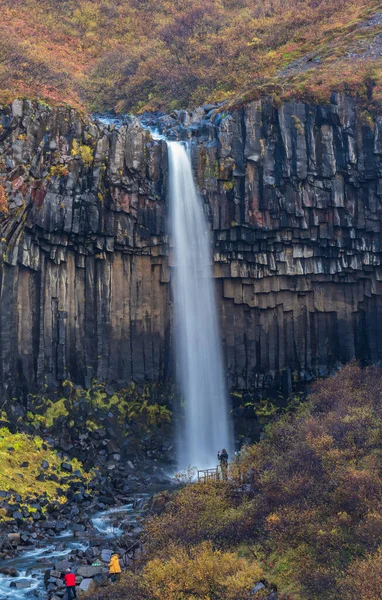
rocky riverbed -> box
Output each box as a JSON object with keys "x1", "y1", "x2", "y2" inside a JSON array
[{"x1": 0, "y1": 477, "x2": 172, "y2": 599}]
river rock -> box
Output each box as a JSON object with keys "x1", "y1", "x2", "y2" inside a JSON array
[
  {"x1": 41, "y1": 520, "x2": 57, "y2": 529},
  {"x1": 55, "y1": 560, "x2": 70, "y2": 571},
  {"x1": 0, "y1": 567, "x2": 19, "y2": 576},
  {"x1": 78, "y1": 578, "x2": 97, "y2": 594},
  {"x1": 77, "y1": 565, "x2": 105, "y2": 578},
  {"x1": 10, "y1": 579, "x2": 32, "y2": 589},
  {"x1": 61, "y1": 463, "x2": 72, "y2": 473},
  {"x1": 7, "y1": 533, "x2": 21, "y2": 544},
  {"x1": 101, "y1": 549, "x2": 113, "y2": 562}
]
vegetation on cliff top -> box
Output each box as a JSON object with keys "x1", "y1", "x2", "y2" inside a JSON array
[
  {"x1": 90, "y1": 363, "x2": 382, "y2": 600},
  {"x1": 0, "y1": 0, "x2": 381, "y2": 112}
]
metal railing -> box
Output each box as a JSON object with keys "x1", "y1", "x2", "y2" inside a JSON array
[{"x1": 197, "y1": 464, "x2": 231, "y2": 483}]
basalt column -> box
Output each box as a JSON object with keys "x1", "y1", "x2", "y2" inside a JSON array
[
  {"x1": 1, "y1": 95, "x2": 382, "y2": 398},
  {"x1": 0, "y1": 102, "x2": 171, "y2": 396},
  {"x1": 193, "y1": 94, "x2": 382, "y2": 390}
]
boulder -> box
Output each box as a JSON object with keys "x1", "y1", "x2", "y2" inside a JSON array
[
  {"x1": 251, "y1": 582, "x2": 266, "y2": 593},
  {"x1": 55, "y1": 521, "x2": 67, "y2": 532},
  {"x1": 78, "y1": 578, "x2": 97, "y2": 594},
  {"x1": 0, "y1": 567, "x2": 18, "y2": 576},
  {"x1": 10, "y1": 579, "x2": 32, "y2": 589},
  {"x1": 77, "y1": 565, "x2": 105, "y2": 578},
  {"x1": 41, "y1": 520, "x2": 57, "y2": 529},
  {"x1": 61, "y1": 462, "x2": 73, "y2": 473},
  {"x1": 101, "y1": 549, "x2": 113, "y2": 563},
  {"x1": 55, "y1": 560, "x2": 70, "y2": 572},
  {"x1": 7, "y1": 533, "x2": 20, "y2": 544}
]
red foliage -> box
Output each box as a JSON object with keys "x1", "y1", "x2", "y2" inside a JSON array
[{"x1": 0, "y1": 0, "x2": 381, "y2": 111}]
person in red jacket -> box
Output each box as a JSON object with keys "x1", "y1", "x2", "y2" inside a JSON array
[{"x1": 64, "y1": 568, "x2": 77, "y2": 599}]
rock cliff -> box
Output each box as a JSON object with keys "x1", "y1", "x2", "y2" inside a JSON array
[{"x1": 1, "y1": 95, "x2": 382, "y2": 398}]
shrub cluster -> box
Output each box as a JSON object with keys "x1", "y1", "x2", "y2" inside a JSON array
[
  {"x1": 90, "y1": 363, "x2": 382, "y2": 600},
  {"x1": 0, "y1": 0, "x2": 381, "y2": 111}
]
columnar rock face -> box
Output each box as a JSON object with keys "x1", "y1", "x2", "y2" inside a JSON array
[
  {"x1": 192, "y1": 96, "x2": 382, "y2": 390},
  {"x1": 0, "y1": 101, "x2": 171, "y2": 396},
  {"x1": 1, "y1": 95, "x2": 382, "y2": 397}
]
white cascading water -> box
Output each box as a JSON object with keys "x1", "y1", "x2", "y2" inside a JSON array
[{"x1": 168, "y1": 141, "x2": 232, "y2": 469}]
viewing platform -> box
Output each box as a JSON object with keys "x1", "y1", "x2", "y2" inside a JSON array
[{"x1": 197, "y1": 465, "x2": 231, "y2": 483}]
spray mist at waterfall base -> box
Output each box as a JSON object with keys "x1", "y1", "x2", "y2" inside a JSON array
[{"x1": 168, "y1": 141, "x2": 233, "y2": 471}]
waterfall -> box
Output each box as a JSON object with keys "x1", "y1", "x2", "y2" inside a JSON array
[{"x1": 168, "y1": 141, "x2": 232, "y2": 470}]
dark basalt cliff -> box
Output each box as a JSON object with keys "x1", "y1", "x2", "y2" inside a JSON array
[{"x1": 1, "y1": 95, "x2": 382, "y2": 398}]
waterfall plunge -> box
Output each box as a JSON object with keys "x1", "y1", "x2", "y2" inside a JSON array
[{"x1": 168, "y1": 141, "x2": 232, "y2": 470}]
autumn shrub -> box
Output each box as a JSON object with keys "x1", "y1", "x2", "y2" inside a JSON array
[
  {"x1": 145, "y1": 481, "x2": 254, "y2": 555},
  {"x1": 0, "y1": 0, "x2": 381, "y2": 111},
  {"x1": 90, "y1": 542, "x2": 263, "y2": 600},
  {"x1": 341, "y1": 548, "x2": 382, "y2": 600},
  {"x1": 141, "y1": 363, "x2": 382, "y2": 600}
]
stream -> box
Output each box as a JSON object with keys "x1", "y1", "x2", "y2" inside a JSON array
[{"x1": 0, "y1": 493, "x2": 151, "y2": 599}]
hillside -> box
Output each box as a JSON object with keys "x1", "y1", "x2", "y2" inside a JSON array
[
  {"x1": 0, "y1": 0, "x2": 381, "y2": 112},
  {"x1": 92, "y1": 364, "x2": 382, "y2": 600}
]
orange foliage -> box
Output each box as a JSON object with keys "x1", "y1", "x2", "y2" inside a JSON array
[
  {"x1": 141, "y1": 364, "x2": 382, "y2": 600},
  {"x1": 0, "y1": 0, "x2": 381, "y2": 111},
  {"x1": 0, "y1": 184, "x2": 8, "y2": 215}
]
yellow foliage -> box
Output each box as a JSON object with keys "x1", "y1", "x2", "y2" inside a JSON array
[
  {"x1": 0, "y1": 0, "x2": 381, "y2": 111},
  {"x1": 142, "y1": 542, "x2": 262, "y2": 600},
  {"x1": 266, "y1": 513, "x2": 281, "y2": 529},
  {"x1": 71, "y1": 139, "x2": 93, "y2": 165},
  {"x1": 0, "y1": 183, "x2": 8, "y2": 215},
  {"x1": 0, "y1": 427, "x2": 90, "y2": 508},
  {"x1": 50, "y1": 164, "x2": 69, "y2": 177},
  {"x1": 136, "y1": 364, "x2": 382, "y2": 600}
]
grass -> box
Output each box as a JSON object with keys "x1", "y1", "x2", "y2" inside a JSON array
[{"x1": 0, "y1": 0, "x2": 381, "y2": 112}]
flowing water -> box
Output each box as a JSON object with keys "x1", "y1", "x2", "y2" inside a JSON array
[
  {"x1": 0, "y1": 495, "x2": 150, "y2": 599},
  {"x1": 91, "y1": 494, "x2": 150, "y2": 538},
  {"x1": 168, "y1": 141, "x2": 232, "y2": 469},
  {"x1": 0, "y1": 538, "x2": 87, "y2": 599}
]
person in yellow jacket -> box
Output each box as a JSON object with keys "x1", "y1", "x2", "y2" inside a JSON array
[{"x1": 108, "y1": 553, "x2": 122, "y2": 583}]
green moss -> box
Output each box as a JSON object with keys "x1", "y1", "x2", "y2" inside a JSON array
[
  {"x1": 281, "y1": 50, "x2": 302, "y2": 67},
  {"x1": 24, "y1": 381, "x2": 172, "y2": 444},
  {"x1": 360, "y1": 109, "x2": 375, "y2": 130},
  {"x1": 27, "y1": 398, "x2": 69, "y2": 429},
  {"x1": 0, "y1": 427, "x2": 90, "y2": 511},
  {"x1": 292, "y1": 115, "x2": 304, "y2": 135},
  {"x1": 223, "y1": 180, "x2": 234, "y2": 191}
]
